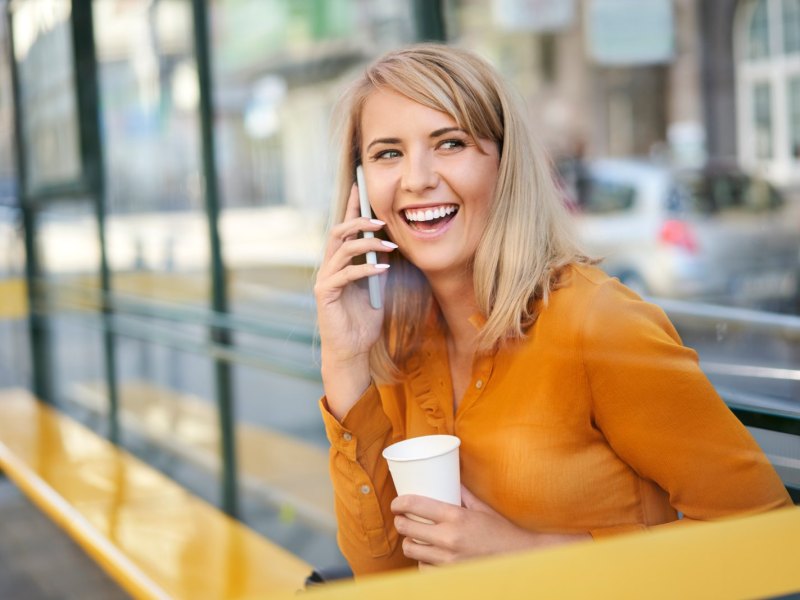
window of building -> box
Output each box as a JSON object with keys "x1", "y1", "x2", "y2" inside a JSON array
[
  {"x1": 754, "y1": 82, "x2": 774, "y2": 159},
  {"x1": 735, "y1": 0, "x2": 800, "y2": 184},
  {"x1": 783, "y1": 0, "x2": 800, "y2": 54},
  {"x1": 790, "y1": 77, "x2": 800, "y2": 158},
  {"x1": 748, "y1": 0, "x2": 771, "y2": 59}
]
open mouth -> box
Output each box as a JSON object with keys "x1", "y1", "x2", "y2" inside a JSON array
[{"x1": 403, "y1": 205, "x2": 459, "y2": 232}]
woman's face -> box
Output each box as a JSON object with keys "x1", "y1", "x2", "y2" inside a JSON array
[{"x1": 359, "y1": 89, "x2": 500, "y2": 281}]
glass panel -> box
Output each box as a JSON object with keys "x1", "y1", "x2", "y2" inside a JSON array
[
  {"x1": 0, "y1": 2, "x2": 29, "y2": 389},
  {"x1": 790, "y1": 77, "x2": 800, "y2": 159},
  {"x1": 35, "y1": 200, "x2": 108, "y2": 418},
  {"x1": 88, "y1": 0, "x2": 229, "y2": 506},
  {"x1": 754, "y1": 82, "x2": 773, "y2": 159},
  {"x1": 208, "y1": 0, "x2": 416, "y2": 566},
  {"x1": 0, "y1": 5, "x2": 15, "y2": 199},
  {"x1": 93, "y1": 0, "x2": 208, "y2": 306},
  {"x1": 783, "y1": 0, "x2": 800, "y2": 54},
  {"x1": 747, "y1": 0, "x2": 771, "y2": 60},
  {"x1": 9, "y1": 0, "x2": 83, "y2": 193},
  {"x1": 212, "y1": 0, "x2": 416, "y2": 306},
  {"x1": 112, "y1": 335, "x2": 222, "y2": 506}
]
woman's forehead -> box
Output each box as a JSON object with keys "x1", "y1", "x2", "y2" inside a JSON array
[{"x1": 360, "y1": 89, "x2": 459, "y2": 135}]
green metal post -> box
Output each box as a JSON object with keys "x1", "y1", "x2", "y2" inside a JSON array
[
  {"x1": 191, "y1": 0, "x2": 239, "y2": 517},
  {"x1": 71, "y1": 1, "x2": 120, "y2": 443},
  {"x1": 413, "y1": 0, "x2": 447, "y2": 42},
  {"x1": 6, "y1": 5, "x2": 52, "y2": 402}
]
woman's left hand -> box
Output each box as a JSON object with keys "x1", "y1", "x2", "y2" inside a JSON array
[{"x1": 391, "y1": 485, "x2": 590, "y2": 566}]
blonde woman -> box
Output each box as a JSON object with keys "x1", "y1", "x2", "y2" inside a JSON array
[{"x1": 314, "y1": 44, "x2": 791, "y2": 576}]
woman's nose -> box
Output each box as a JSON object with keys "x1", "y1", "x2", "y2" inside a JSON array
[{"x1": 401, "y1": 152, "x2": 438, "y2": 194}]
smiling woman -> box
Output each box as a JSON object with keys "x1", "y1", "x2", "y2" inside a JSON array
[
  {"x1": 313, "y1": 44, "x2": 792, "y2": 577},
  {"x1": 359, "y1": 89, "x2": 499, "y2": 283}
]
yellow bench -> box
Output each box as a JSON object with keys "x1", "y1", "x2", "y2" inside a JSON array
[
  {"x1": 69, "y1": 380, "x2": 336, "y2": 534},
  {"x1": 0, "y1": 388, "x2": 313, "y2": 600}
]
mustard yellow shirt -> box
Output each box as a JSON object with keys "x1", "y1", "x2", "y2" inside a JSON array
[{"x1": 320, "y1": 264, "x2": 792, "y2": 575}]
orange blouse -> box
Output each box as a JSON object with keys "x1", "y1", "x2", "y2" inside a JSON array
[{"x1": 320, "y1": 264, "x2": 792, "y2": 575}]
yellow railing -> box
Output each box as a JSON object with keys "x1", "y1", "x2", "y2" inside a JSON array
[{"x1": 293, "y1": 506, "x2": 800, "y2": 600}]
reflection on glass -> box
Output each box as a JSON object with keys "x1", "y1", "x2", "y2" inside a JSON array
[
  {"x1": 10, "y1": 0, "x2": 82, "y2": 193},
  {"x1": 93, "y1": 0, "x2": 209, "y2": 306},
  {"x1": 0, "y1": 2, "x2": 28, "y2": 388},
  {"x1": 35, "y1": 201, "x2": 107, "y2": 413},
  {"x1": 205, "y1": 0, "x2": 415, "y2": 567},
  {"x1": 209, "y1": 0, "x2": 415, "y2": 312},
  {"x1": 0, "y1": 4, "x2": 16, "y2": 194},
  {"x1": 90, "y1": 1, "x2": 223, "y2": 505}
]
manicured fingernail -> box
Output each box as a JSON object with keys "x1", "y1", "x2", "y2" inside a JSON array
[
  {"x1": 381, "y1": 241, "x2": 398, "y2": 249},
  {"x1": 375, "y1": 264, "x2": 390, "y2": 270},
  {"x1": 370, "y1": 219, "x2": 385, "y2": 225}
]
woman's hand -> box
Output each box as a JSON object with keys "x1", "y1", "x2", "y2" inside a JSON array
[
  {"x1": 391, "y1": 486, "x2": 591, "y2": 566},
  {"x1": 315, "y1": 184, "x2": 396, "y2": 419}
]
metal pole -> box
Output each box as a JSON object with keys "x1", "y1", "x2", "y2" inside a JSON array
[
  {"x1": 412, "y1": 0, "x2": 447, "y2": 42},
  {"x1": 191, "y1": 0, "x2": 238, "y2": 517},
  {"x1": 5, "y1": 4, "x2": 52, "y2": 402},
  {"x1": 70, "y1": 1, "x2": 120, "y2": 443}
]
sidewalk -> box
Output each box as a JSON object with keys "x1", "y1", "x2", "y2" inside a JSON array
[{"x1": 0, "y1": 477, "x2": 129, "y2": 600}]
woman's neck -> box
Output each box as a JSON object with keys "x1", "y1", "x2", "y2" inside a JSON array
[{"x1": 429, "y1": 271, "x2": 480, "y2": 355}]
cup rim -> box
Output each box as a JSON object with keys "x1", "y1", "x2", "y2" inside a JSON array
[{"x1": 381, "y1": 434, "x2": 461, "y2": 463}]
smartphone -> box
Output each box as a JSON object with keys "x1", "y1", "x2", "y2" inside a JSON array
[{"x1": 355, "y1": 165, "x2": 382, "y2": 309}]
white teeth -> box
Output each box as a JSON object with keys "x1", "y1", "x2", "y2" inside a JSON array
[{"x1": 404, "y1": 205, "x2": 457, "y2": 222}]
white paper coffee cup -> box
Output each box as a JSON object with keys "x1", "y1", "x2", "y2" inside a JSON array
[{"x1": 382, "y1": 435, "x2": 462, "y2": 507}]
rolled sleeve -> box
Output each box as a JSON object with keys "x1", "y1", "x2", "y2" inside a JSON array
[
  {"x1": 320, "y1": 384, "x2": 392, "y2": 461},
  {"x1": 319, "y1": 385, "x2": 413, "y2": 573}
]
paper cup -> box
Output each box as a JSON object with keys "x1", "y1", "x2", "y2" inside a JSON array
[{"x1": 382, "y1": 435, "x2": 462, "y2": 508}]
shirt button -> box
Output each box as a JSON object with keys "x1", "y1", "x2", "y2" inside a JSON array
[
  {"x1": 343, "y1": 432, "x2": 352, "y2": 442},
  {"x1": 475, "y1": 379, "x2": 484, "y2": 389},
  {"x1": 360, "y1": 485, "x2": 371, "y2": 495}
]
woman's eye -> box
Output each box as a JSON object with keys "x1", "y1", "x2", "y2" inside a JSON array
[
  {"x1": 374, "y1": 149, "x2": 401, "y2": 160},
  {"x1": 439, "y1": 139, "x2": 466, "y2": 150}
]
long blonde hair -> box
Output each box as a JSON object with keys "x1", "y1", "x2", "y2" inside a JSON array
[{"x1": 329, "y1": 43, "x2": 589, "y2": 382}]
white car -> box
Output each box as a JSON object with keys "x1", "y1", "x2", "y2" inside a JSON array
[{"x1": 569, "y1": 159, "x2": 800, "y2": 309}]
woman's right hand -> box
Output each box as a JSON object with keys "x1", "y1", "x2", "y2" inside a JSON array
[{"x1": 314, "y1": 184, "x2": 396, "y2": 419}]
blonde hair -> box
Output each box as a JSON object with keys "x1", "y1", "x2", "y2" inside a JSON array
[{"x1": 329, "y1": 43, "x2": 589, "y2": 382}]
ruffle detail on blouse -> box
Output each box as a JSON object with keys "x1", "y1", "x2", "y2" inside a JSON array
[{"x1": 405, "y1": 351, "x2": 449, "y2": 434}]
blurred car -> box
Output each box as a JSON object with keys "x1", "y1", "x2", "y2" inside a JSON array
[{"x1": 568, "y1": 159, "x2": 800, "y2": 309}]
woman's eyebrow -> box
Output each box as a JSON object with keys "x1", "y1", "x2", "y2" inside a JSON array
[
  {"x1": 430, "y1": 127, "x2": 465, "y2": 138},
  {"x1": 366, "y1": 127, "x2": 467, "y2": 151},
  {"x1": 366, "y1": 137, "x2": 401, "y2": 151}
]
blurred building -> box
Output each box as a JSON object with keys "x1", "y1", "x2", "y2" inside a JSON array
[
  {"x1": 701, "y1": 0, "x2": 800, "y2": 188},
  {"x1": 446, "y1": 0, "x2": 798, "y2": 191}
]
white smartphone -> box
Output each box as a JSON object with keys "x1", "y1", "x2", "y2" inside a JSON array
[{"x1": 355, "y1": 165, "x2": 382, "y2": 309}]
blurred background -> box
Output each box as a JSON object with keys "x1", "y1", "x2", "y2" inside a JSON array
[{"x1": 0, "y1": 0, "x2": 798, "y2": 577}]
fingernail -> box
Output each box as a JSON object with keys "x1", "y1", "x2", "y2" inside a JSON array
[
  {"x1": 370, "y1": 219, "x2": 385, "y2": 225},
  {"x1": 375, "y1": 264, "x2": 390, "y2": 270},
  {"x1": 381, "y1": 240, "x2": 398, "y2": 249}
]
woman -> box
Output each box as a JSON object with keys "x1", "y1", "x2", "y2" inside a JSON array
[{"x1": 314, "y1": 44, "x2": 791, "y2": 576}]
